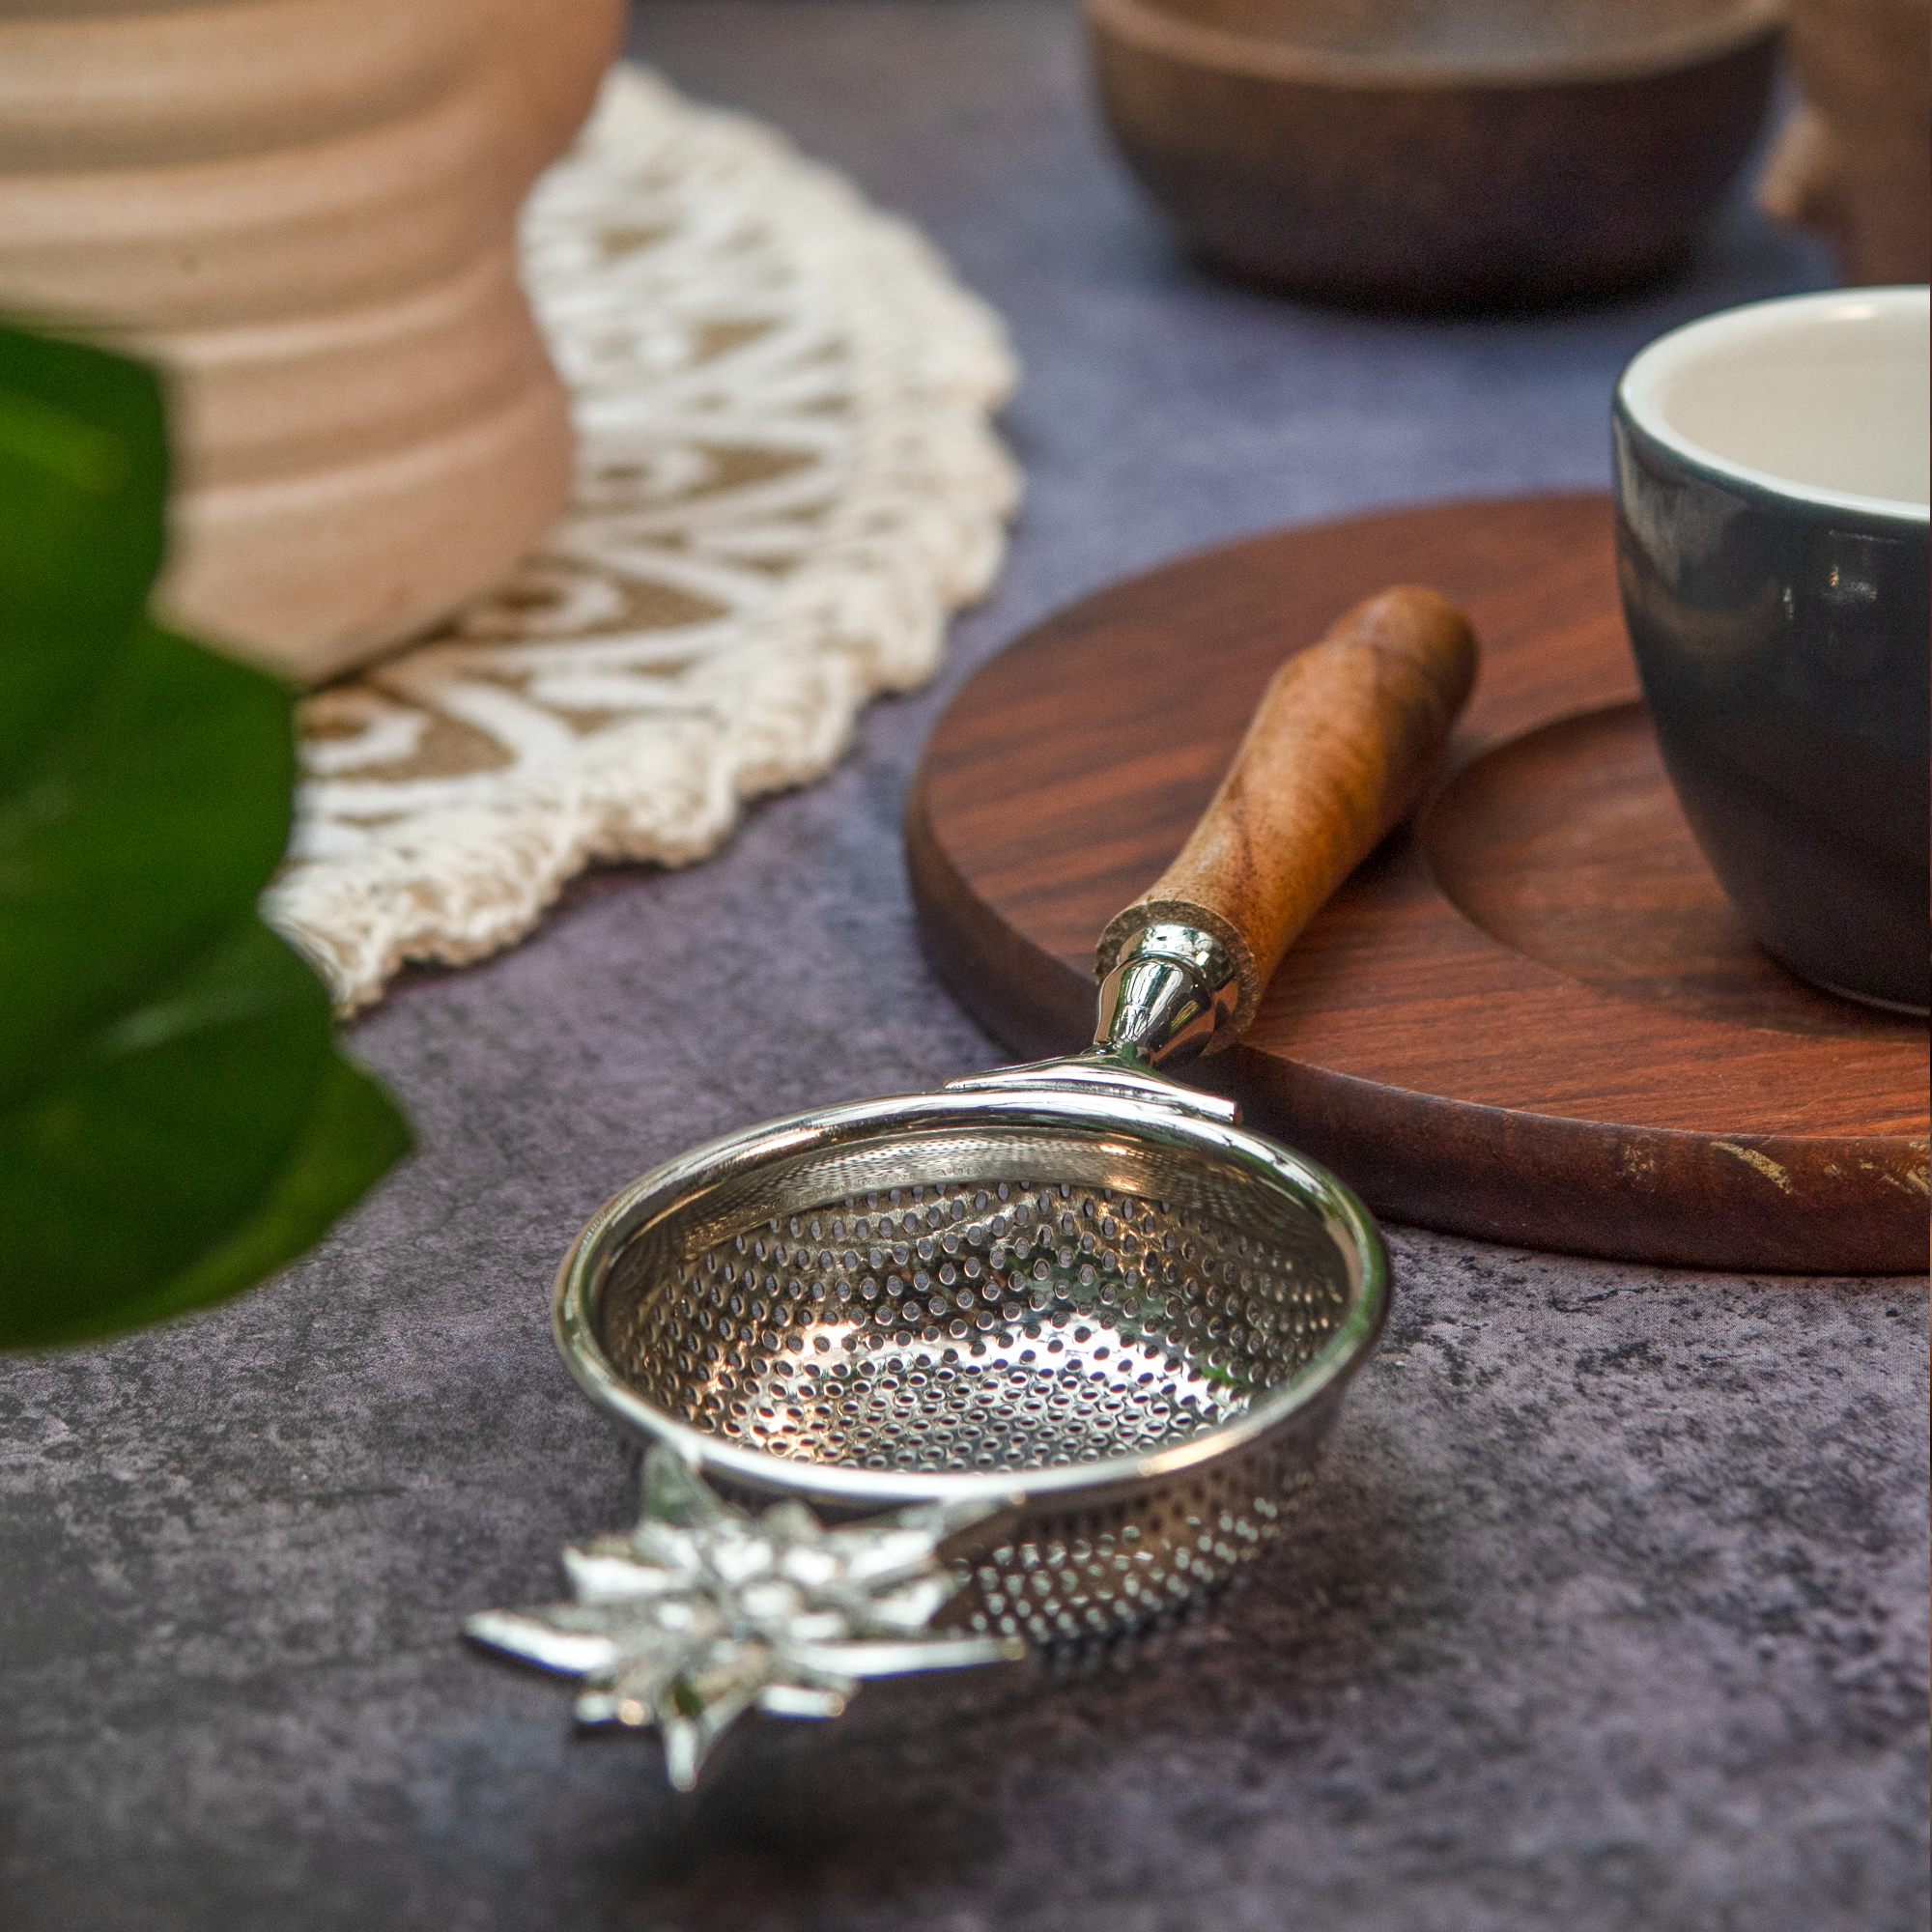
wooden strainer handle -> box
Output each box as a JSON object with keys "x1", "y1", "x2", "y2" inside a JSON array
[{"x1": 1095, "y1": 584, "x2": 1478, "y2": 1040}]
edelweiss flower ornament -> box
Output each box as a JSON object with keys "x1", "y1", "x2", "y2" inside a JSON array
[{"x1": 465, "y1": 1447, "x2": 1020, "y2": 1789}]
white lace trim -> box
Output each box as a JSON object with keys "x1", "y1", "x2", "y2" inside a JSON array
[{"x1": 268, "y1": 65, "x2": 1019, "y2": 1010}]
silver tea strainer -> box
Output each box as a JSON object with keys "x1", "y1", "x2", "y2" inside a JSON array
[{"x1": 468, "y1": 586, "x2": 1477, "y2": 1787}]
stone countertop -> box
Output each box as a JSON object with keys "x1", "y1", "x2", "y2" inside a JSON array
[{"x1": 1, "y1": 7, "x2": 1924, "y2": 1929}]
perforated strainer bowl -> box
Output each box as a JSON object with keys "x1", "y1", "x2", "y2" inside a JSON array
[{"x1": 554, "y1": 1067, "x2": 1387, "y2": 1644}]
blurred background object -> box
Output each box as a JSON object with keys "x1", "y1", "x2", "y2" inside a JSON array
[
  {"x1": 267, "y1": 68, "x2": 1019, "y2": 1013},
  {"x1": 0, "y1": 0, "x2": 624, "y2": 685},
  {"x1": 1085, "y1": 0, "x2": 1786, "y2": 307},
  {"x1": 1756, "y1": 0, "x2": 1931, "y2": 283},
  {"x1": 0, "y1": 322, "x2": 412, "y2": 1352}
]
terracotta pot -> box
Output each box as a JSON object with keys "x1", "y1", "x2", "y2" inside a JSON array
[
  {"x1": 0, "y1": 0, "x2": 625, "y2": 683},
  {"x1": 1756, "y1": 0, "x2": 1931, "y2": 285}
]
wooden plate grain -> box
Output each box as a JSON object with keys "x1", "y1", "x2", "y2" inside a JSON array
[{"x1": 906, "y1": 494, "x2": 1928, "y2": 1273}]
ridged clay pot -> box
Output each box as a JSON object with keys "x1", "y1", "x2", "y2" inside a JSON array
[{"x1": 0, "y1": 0, "x2": 625, "y2": 683}]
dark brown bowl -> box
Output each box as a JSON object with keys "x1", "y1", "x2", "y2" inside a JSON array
[{"x1": 1086, "y1": 0, "x2": 1785, "y2": 307}]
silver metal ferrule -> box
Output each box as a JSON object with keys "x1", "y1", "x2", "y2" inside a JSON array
[{"x1": 1093, "y1": 921, "x2": 1240, "y2": 1070}]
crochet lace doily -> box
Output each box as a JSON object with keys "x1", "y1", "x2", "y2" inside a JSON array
[{"x1": 269, "y1": 65, "x2": 1019, "y2": 1011}]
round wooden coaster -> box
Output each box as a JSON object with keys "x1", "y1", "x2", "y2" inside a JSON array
[{"x1": 906, "y1": 494, "x2": 1927, "y2": 1273}]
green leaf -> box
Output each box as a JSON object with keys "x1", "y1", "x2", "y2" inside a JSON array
[
  {"x1": 3, "y1": 1053, "x2": 410, "y2": 1350},
  {"x1": 0, "y1": 323, "x2": 411, "y2": 1350},
  {"x1": 0, "y1": 917, "x2": 413, "y2": 1349},
  {"x1": 0, "y1": 324, "x2": 168, "y2": 773},
  {"x1": 0, "y1": 618, "x2": 297, "y2": 1104}
]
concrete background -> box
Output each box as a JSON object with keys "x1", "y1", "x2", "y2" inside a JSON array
[{"x1": 2, "y1": 7, "x2": 1924, "y2": 1928}]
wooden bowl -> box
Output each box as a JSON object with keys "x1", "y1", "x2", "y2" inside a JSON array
[{"x1": 1086, "y1": 0, "x2": 1786, "y2": 307}]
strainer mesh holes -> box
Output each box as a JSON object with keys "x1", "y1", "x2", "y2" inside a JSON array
[{"x1": 600, "y1": 1178, "x2": 1350, "y2": 1475}]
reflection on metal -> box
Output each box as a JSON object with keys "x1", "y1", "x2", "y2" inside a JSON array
[{"x1": 1094, "y1": 922, "x2": 1242, "y2": 1069}]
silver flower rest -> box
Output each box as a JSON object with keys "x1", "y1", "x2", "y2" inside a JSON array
[{"x1": 464, "y1": 1447, "x2": 1021, "y2": 1789}]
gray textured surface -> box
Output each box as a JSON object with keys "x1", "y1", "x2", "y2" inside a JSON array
[{"x1": 2, "y1": 7, "x2": 1925, "y2": 1929}]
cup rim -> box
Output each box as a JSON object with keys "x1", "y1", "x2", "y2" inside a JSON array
[{"x1": 1616, "y1": 285, "x2": 1931, "y2": 526}]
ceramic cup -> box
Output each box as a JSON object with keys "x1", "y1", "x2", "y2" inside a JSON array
[{"x1": 1613, "y1": 286, "x2": 1931, "y2": 1012}]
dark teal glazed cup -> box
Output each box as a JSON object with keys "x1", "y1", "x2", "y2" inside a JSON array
[{"x1": 1613, "y1": 287, "x2": 1930, "y2": 1013}]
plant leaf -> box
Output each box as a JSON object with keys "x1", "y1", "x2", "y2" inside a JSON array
[
  {"x1": 0, "y1": 917, "x2": 407, "y2": 1348},
  {"x1": 0, "y1": 617, "x2": 297, "y2": 1105},
  {"x1": 0, "y1": 323, "x2": 411, "y2": 1350},
  {"x1": 4, "y1": 1052, "x2": 411, "y2": 1350},
  {"x1": 0, "y1": 324, "x2": 168, "y2": 774}
]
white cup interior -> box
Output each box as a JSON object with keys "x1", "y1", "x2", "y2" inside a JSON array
[{"x1": 1619, "y1": 287, "x2": 1931, "y2": 518}]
